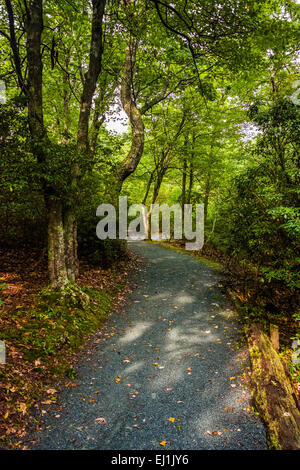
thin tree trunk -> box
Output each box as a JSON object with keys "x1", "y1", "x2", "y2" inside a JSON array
[
  {"x1": 203, "y1": 174, "x2": 211, "y2": 225},
  {"x1": 66, "y1": 0, "x2": 106, "y2": 281},
  {"x1": 182, "y1": 155, "x2": 187, "y2": 220},
  {"x1": 62, "y1": 52, "x2": 71, "y2": 143},
  {"x1": 187, "y1": 133, "x2": 195, "y2": 204},
  {"x1": 142, "y1": 170, "x2": 155, "y2": 205},
  {"x1": 90, "y1": 91, "x2": 106, "y2": 151},
  {"x1": 117, "y1": 37, "x2": 145, "y2": 188},
  {"x1": 117, "y1": 36, "x2": 171, "y2": 191}
]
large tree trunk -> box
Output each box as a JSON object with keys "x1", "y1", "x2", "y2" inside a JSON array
[
  {"x1": 25, "y1": 0, "x2": 69, "y2": 288},
  {"x1": 26, "y1": 0, "x2": 44, "y2": 141},
  {"x1": 64, "y1": 206, "x2": 78, "y2": 282}
]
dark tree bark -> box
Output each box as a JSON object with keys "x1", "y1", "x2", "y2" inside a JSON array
[
  {"x1": 22, "y1": 0, "x2": 68, "y2": 288},
  {"x1": 77, "y1": 0, "x2": 106, "y2": 153},
  {"x1": 90, "y1": 91, "x2": 106, "y2": 152},
  {"x1": 187, "y1": 132, "x2": 195, "y2": 204},
  {"x1": 203, "y1": 173, "x2": 211, "y2": 225}
]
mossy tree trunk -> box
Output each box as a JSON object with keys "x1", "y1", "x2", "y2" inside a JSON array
[
  {"x1": 248, "y1": 323, "x2": 300, "y2": 450},
  {"x1": 47, "y1": 199, "x2": 69, "y2": 288}
]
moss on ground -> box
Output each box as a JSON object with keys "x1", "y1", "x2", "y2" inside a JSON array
[{"x1": 1, "y1": 286, "x2": 112, "y2": 365}]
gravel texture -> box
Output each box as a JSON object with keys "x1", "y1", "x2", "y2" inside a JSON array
[{"x1": 28, "y1": 241, "x2": 267, "y2": 450}]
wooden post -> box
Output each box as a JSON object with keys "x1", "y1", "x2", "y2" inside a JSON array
[{"x1": 270, "y1": 324, "x2": 279, "y2": 351}]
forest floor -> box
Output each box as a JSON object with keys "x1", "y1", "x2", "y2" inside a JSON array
[
  {"x1": 0, "y1": 246, "x2": 139, "y2": 447},
  {"x1": 18, "y1": 241, "x2": 267, "y2": 450}
]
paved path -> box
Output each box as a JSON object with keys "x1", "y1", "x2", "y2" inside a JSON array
[{"x1": 28, "y1": 242, "x2": 267, "y2": 450}]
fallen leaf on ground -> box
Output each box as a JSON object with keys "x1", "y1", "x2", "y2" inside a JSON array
[
  {"x1": 95, "y1": 418, "x2": 107, "y2": 424},
  {"x1": 46, "y1": 388, "x2": 58, "y2": 395}
]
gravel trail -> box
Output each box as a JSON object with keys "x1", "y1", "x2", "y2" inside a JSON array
[{"x1": 28, "y1": 241, "x2": 267, "y2": 450}]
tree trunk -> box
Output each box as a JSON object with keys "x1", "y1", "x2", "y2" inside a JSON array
[
  {"x1": 182, "y1": 156, "x2": 187, "y2": 221},
  {"x1": 187, "y1": 133, "x2": 195, "y2": 204},
  {"x1": 142, "y1": 170, "x2": 155, "y2": 205},
  {"x1": 47, "y1": 199, "x2": 68, "y2": 289},
  {"x1": 248, "y1": 323, "x2": 300, "y2": 449},
  {"x1": 65, "y1": 0, "x2": 106, "y2": 284},
  {"x1": 203, "y1": 173, "x2": 211, "y2": 225},
  {"x1": 64, "y1": 206, "x2": 78, "y2": 281},
  {"x1": 116, "y1": 36, "x2": 171, "y2": 191},
  {"x1": 117, "y1": 38, "x2": 145, "y2": 188},
  {"x1": 187, "y1": 161, "x2": 193, "y2": 204},
  {"x1": 25, "y1": 0, "x2": 68, "y2": 288}
]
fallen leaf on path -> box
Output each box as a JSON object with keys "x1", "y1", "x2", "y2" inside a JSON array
[
  {"x1": 95, "y1": 418, "x2": 107, "y2": 424},
  {"x1": 46, "y1": 388, "x2": 58, "y2": 395},
  {"x1": 18, "y1": 403, "x2": 27, "y2": 415}
]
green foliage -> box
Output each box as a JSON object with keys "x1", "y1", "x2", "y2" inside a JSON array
[
  {"x1": 0, "y1": 100, "x2": 46, "y2": 246},
  {"x1": 219, "y1": 98, "x2": 299, "y2": 289}
]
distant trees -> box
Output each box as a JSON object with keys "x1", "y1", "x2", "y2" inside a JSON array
[{"x1": 0, "y1": 0, "x2": 298, "y2": 292}]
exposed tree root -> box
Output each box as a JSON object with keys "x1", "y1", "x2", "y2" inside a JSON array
[{"x1": 247, "y1": 323, "x2": 300, "y2": 450}]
